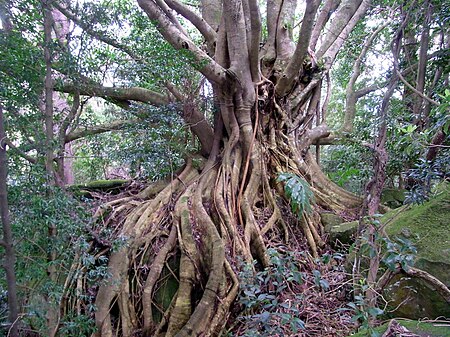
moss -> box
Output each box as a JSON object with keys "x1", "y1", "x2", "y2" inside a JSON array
[
  {"x1": 382, "y1": 183, "x2": 450, "y2": 263},
  {"x1": 348, "y1": 320, "x2": 450, "y2": 337},
  {"x1": 380, "y1": 183, "x2": 450, "y2": 319},
  {"x1": 321, "y1": 212, "x2": 346, "y2": 231},
  {"x1": 68, "y1": 180, "x2": 129, "y2": 197},
  {"x1": 152, "y1": 255, "x2": 179, "y2": 323},
  {"x1": 70, "y1": 179, "x2": 129, "y2": 190}
]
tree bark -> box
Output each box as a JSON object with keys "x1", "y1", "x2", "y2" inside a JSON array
[
  {"x1": 0, "y1": 105, "x2": 20, "y2": 337},
  {"x1": 42, "y1": 2, "x2": 60, "y2": 335}
]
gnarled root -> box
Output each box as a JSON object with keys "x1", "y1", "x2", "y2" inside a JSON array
[{"x1": 76, "y1": 104, "x2": 362, "y2": 337}]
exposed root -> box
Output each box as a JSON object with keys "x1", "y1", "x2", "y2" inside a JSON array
[
  {"x1": 68, "y1": 91, "x2": 364, "y2": 337},
  {"x1": 142, "y1": 225, "x2": 177, "y2": 334}
]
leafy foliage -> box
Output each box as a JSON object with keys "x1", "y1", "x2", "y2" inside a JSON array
[
  {"x1": 72, "y1": 103, "x2": 191, "y2": 182},
  {"x1": 0, "y1": 176, "x2": 99, "y2": 334},
  {"x1": 234, "y1": 248, "x2": 305, "y2": 336},
  {"x1": 322, "y1": 144, "x2": 372, "y2": 193},
  {"x1": 382, "y1": 236, "x2": 417, "y2": 272},
  {"x1": 346, "y1": 281, "x2": 384, "y2": 337},
  {"x1": 277, "y1": 173, "x2": 314, "y2": 216}
]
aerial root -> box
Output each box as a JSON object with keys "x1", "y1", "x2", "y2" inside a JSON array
[
  {"x1": 92, "y1": 163, "x2": 199, "y2": 337},
  {"x1": 174, "y1": 168, "x2": 226, "y2": 336},
  {"x1": 208, "y1": 258, "x2": 240, "y2": 336},
  {"x1": 165, "y1": 186, "x2": 197, "y2": 337},
  {"x1": 142, "y1": 225, "x2": 177, "y2": 334},
  {"x1": 85, "y1": 136, "x2": 356, "y2": 337}
]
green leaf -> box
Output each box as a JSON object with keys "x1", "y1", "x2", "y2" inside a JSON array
[
  {"x1": 260, "y1": 311, "x2": 270, "y2": 323},
  {"x1": 367, "y1": 307, "x2": 383, "y2": 317}
]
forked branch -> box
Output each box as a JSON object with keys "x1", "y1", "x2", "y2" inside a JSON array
[{"x1": 137, "y1": 0, "x2": 227, "y2": 84}]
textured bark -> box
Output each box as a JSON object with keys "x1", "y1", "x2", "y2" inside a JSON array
[
  {"x1": 137, "y1": 0, "x2": 227, "y2": 84},
  {"x1": 316, "y1": 0, "x2": 363, "y2": 58},
  {"x1": 412, "y1": 0, "x2": 432, "y2": 121},
  {"x1": 43, "y1": 0, "x2": 58, "y2": 185},
  {"x1": 59, "y1": 84, "x2": 170, "y2": 106},
  {"x1": 275, "y1": 0, "x2": 321, "y2": 96},
  {"x1": 165, "y1": 0, "x2": 217, "y2": 47},
  {"x1": 310, "y1": 0, "x2": 341, "y2": 50},
  {"x1": 65, "y1": 119, "x2": 141, "y2": 143},
  {"x1": 357, "y1": 31, "x2": 401, "y2": 309}
]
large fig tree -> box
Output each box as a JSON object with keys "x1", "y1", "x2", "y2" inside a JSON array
[
  {"x1": 77, "y1": 1, "x2": 371, "y2": 335},
  {"x1": 67, "y1": 0, "x2": 367, "y2": 335},
  {"x1": 3, "y1": 0, "x2": 371, "y2": 335}
]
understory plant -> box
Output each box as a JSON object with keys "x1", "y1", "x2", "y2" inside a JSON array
[{"x1": 234, "y1": 248, "x2": 305, "y2": 336}]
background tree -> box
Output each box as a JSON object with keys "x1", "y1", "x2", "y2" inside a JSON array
[{"x1": 0, "y1": 105, "x2": 19, "y2": 337}]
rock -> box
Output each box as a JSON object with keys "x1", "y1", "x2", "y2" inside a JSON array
[
  {"x1": 347, "y1": 319, "x2": 450, "y2": 337},
  {"x1": 381, "y1": 188, "x2": 406, "y2": 208},
  {"x1": 328, "y1": 220, "x2": 358, "y2": 246},
  {"x1": 68, "y1": 179, "x2": 130, "y2": 197},
  {"x1": 382, "y1": 183, "x2": 450, "y2": 319},
  {"x1": 320, "y1": 212, "x2": 346, "y2": 231},
  {"x1": 70, "y1": 179, "x2": 129, "y2": 190},
  {"x1": 328, "y1": 183, "x2": 450, "y2": 319}
]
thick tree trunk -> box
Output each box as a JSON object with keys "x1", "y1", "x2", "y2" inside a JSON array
[{"x1": 56, "y1": 0, "x2": 371, "y2": 335}]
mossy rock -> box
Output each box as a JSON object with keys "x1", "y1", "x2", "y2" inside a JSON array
[
  {"x1": 381, "y1": 183, "x2": 450, "y2": 319},
  {"x1": 320, "y1": 212, "x2": 346, "y2": 231},
  {"x1": 381, "y1": 188, "x2": 406, "y2": 208},
  {"x1": 382, "y1": 184, "x2": 449, "y2": 267},
  {"x1": 348, "y1": 320, "x2": 450, "y2": 337},
  {"x1": 384, "y1": 273, "x2": 450, "y2": 319},
  {"x1": 328, "y1": 220, "x2": 359, "y2": 246},
  {"x1": 331, "y1": 184, "x2": 450, "y2": 319}
]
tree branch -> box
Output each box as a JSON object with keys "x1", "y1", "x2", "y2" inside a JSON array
[
  {"x1": 321, "y1": 0, "x2": 371, "y2": 66},
  {"x1": 53, "y1": 2, "x2": 183, "y2": 98},
  {"x1": 65, "y1": 119, "x2": 140, "y2": 143},
  {"x1": 377, "y1": 264, "x2": 450, "y2": 304},
  {"x1": 223, "y1": 0, "x2": 252, "y2": 84},
  {"x1": 183, "y1": 102, "x2": 213, "y2": 156},
  {"x1": 342, "y1": 23, "x2": 389, "y2": 132},
  {"x1": 59, "y1": 91, "x2": 80, "y2": 144},
  {"x1": 298, "y1": 124, "x2": 331, "y2": 152},
  {"x1": 310, "y1": 0, "x2": 341, "y2": 51},
  {"x1": 316, "y1": 0, "x2": 363, "y2": 59},
  {"x1": 53, "y1": 2, "x2": 137, "y2": 59},
  {"x1": 275, "y1": 0, "x2": 321, "y2": 96},
  {"x1": 165, "y1": 0, "x2": 217, "y2": 47},
  {"x1": 154, "y1": 0, "x2": 189, "y2": 36},
  {"x1": 396, "y1": 69, "x2": 440, "y2": 106},
  {"x1": 412, "y1": 0, "x2": 432, "y2": 117},
  {"x1": 58, "y1": 84, "x2": 170, "y2": 106},
  {"x1": 137, "y1": 0, "x2": 226, "y2": 85},
  {"x1": 3, "y1": 139, "x2": 37, "y2": 164},
  {"x1": 247, "y1": 0, "x2": 262, "y2": 81}
]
